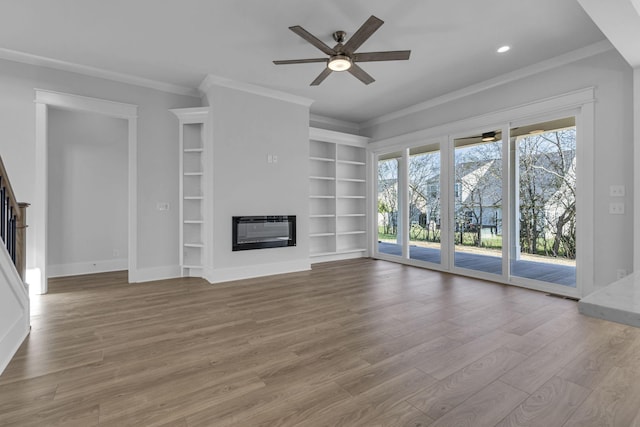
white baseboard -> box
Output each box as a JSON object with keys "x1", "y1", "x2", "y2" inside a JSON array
[
  {"x1": 48, "y1": 259, "x2": 128, "y2": 278},
  {"x1": 205, "y1": 259, "x2": 311, "y2": 284},
  {"x1": 131, "y1": 265, "x2": 181, "y2": 283},
  {"x1": 310, "y1": 251, "x2": 367, "y2": 264}
]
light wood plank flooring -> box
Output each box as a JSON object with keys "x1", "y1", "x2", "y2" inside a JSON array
[{"x1": 1, "y1": 258, "x2": 640, "y2": 426}]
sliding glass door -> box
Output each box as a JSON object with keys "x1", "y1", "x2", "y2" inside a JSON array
[
  {"x1": 377, "y1": 152, "x2": 402, "y2": 257},
  {"x1": 373, "y1": 115, "x2": 579, "y2": 295},
  {"x1": 510, "y1": 118, "x2": 577, "y2": 287},
  {"x1": 408, "y1": 144, "x2": 441, "y2": 264},
  {"x1": 453, "y1": 131, "x2": 503, "y2": 275}
]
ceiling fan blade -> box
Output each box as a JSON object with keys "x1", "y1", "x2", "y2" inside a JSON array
[
  {"x1": 289, "y1": 25, "x2": 336, "y2": 56},
  {"x1": 273, "y1": 58, "x2": 328, "y2": 65},
  {"x1": 354, "y1": 50, "x2": 411, "y2": 62},
  {"x1": 310, "y1": 67, "x2": 333, "y2": 86},
  {"x1": 342, "y1": 15, "x2": 384, "y2": 54},
  {"x1": 348, "y1": 63, "x2": 375, "y2": 85}
]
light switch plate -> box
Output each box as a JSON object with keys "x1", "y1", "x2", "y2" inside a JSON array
[
  {"x1": 610, "y1": 185, "x2": 625, "y2": 197},
  {"x1": 609, "y1": 202, "x2": 625, "y2": 214}
]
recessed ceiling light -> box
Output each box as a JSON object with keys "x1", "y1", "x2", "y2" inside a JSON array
[{"x1": 497, "y1": 45, "x2": 511, "y2": 54}]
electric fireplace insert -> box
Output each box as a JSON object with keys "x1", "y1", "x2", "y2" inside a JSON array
[{"x1": 232, "y1": 215, "x2": 296, "y2": 251}]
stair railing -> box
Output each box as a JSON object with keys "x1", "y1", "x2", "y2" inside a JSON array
[{"x1": 0, "y1": 156, "x2": 29, "y2": 282}]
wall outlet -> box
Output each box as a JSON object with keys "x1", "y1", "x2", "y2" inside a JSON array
[
  {"x1": 617, "y1": 269, "x2": 627, "y2": 280},
  {"x1": 609, "y1": 202, "x2": 625, "y2": 214},
  {"x1": 156, "y1": 202, "x2": 170, "y2": 211}
]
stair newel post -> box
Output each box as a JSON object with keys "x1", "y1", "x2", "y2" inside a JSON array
[{"x1": 17, "y1": 203, "x2": 29, "y2": 281}]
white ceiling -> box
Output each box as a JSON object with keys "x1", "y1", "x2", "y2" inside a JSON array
[{"x1": 0, "y1": 0, "x2": 610, "y2": 124}]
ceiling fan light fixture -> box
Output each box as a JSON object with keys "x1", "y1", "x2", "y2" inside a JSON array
[
  {"x1": 481, "y1": 131, "x2": 497, "y2": 142},
  {"x1": 328, "y1": 55, "x2": 352, "y2": 72}
]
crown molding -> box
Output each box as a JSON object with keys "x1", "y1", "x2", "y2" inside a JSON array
[
  {"x1": 0, "y1": 47, "x2": 199, "y2": 98},
  {"x1": 361, "y1": 40, "x2": 614, "y2": 129},
  {"x1": 309, "y1": 114, "x2": 361, "y2": 133},
  {"x1": 309, "y1": 127, "x2": 370, "y2": 147},
  {"x1": 199, "y1": 74, "x2": 314, "y2": 107}
]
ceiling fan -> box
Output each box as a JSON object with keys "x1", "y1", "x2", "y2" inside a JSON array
[{"x1": 273, "y1": 15, "x2": 411, "y2": 86}]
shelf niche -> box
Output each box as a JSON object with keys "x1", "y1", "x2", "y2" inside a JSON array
[
  {"x1": 308, "y1": 127, "x2": 370, "y2": 263},
  {"x1": 171, "y1": 107, "x2": 210, "y2": 278}
]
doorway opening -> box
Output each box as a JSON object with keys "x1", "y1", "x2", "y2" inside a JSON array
[{"x1": 33, "y1": 90, "x2": 138, "y2": 294}]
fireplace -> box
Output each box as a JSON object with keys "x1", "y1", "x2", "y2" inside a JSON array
[{"x1": 232, "y1": 215, "x2": 296, "y2": 251}]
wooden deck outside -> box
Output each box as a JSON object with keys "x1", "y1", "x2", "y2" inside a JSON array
[{"x1": 379, "y1": 242, "x2": 576, "y2": 287}]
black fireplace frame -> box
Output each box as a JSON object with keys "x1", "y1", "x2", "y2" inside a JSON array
[{"x1": 232, "y1": 215, "x2": 296, "y2": 251}]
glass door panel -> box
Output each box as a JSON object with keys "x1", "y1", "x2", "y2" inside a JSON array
[
  {"x1": 453, "y1": 131, "x2": 503, "y2": 274},
  {"x1": 510, "y1": 118, "x2": 576, "y2": 287},
  {"x1": 408, "y1": 144, "x2": 441, "y2": 264},
  {"x1": 377, "y1": 152, "x2": 402, "y2": 257}
]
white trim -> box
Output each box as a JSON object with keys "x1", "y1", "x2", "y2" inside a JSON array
[
  {"x1": 35, "y1": 89, "x2": 137, "y2": 118},
  {"x1": 199, "y1": 74, "x2": 314, "y2": 107},
  {"x1": 47, "y1": 259, "x2": 128, "y2": 278},
  {"x1": 361, "y1": 41, "x2": 613, "y2": 129},
  {"x1": 310, "y1": 114, "x2": 361, "y2": 133},
  {"x1": 34, "y1": 90, "x2": 138, "y2": 293},
  {"x1": 309, "y1": 127, "x2": 370, "y2": 147},
  {"x1": 368, "y1": 88, "x2": 595, "y2": 151},
  {"x1": 0, "y1": 47, "x2": 198, "y2": 97},
  {"x1": 577, "y1": 100, "x2": 596, "y2": 297},
  {"x1": 634, "y1": 68, "x2": 640, "y2": 273},
  {"x1": 0, "y1": 241, "x2": 30, "y2": 375},
  {"x1": 309, "y1": 251, "x2": 366, "y2": 264},
  {"x1": 205, "y1": 259, "x2": 310, "y2": 284},
  {"x1": 169, "y1": 107, "x2": 210, "y2": 124},
  {"x1": 133, "y1": 265, "x2": 182, "y2": 283}
]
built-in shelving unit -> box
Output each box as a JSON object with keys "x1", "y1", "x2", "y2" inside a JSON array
[
  {"x1": 171, "y1": 107, "x2": 210, "y2": 278},
  {"x1": 309, "y1": 128, "x2": 370, "y2": 262}
]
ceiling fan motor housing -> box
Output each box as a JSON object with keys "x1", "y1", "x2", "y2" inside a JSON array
[{"x1": 332, "y1": 31, "x2": 347, "y2": 43}]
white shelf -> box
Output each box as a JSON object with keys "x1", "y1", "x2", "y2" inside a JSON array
[
  {"x1": 337, "y1": 178, "x2": 366, "y2": 183},
  {"x1": 337, "y1": 160, "x2": 365, "y2": 166},
  {"x1": 184, "y1": 148, "x2": 203, "y2": 153},
  {"x1": 184, "y1": 196, "x2": 204, "y2": 200},
  {"x1": 184, "y1": 172, "x2": 203, "y2": 176},
  {"x1": 309, "y1": 131, "x2": 368, "y2": 262},
  {"x1": 184, "y1": 243, "x2": 204, "y2": 248}
]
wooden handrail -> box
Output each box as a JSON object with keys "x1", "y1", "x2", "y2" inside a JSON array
[{"x1": 0, "y1": 156, "x2": 29, "y2": 282}]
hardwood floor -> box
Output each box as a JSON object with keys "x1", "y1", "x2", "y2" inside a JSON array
[{"x1": 1, "y1": 258, "x2": 640, "y2": 426}]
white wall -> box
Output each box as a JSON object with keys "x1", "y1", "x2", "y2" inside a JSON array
[
  {"x1": 0, "y1": 58, "x2": 201, "y2": 281},
  {"x1": 47, "y1": 108, "x2": 128, "y2": 276},
  {"x1": 362, "y1": 49, "x2": 634, "y2": 293},
  {"x1": 0, "y1": 242, "x2": 29, "y2": 375},
  {"x1": 202, "y1": 84, "x2": 311, "y2": 282}
]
